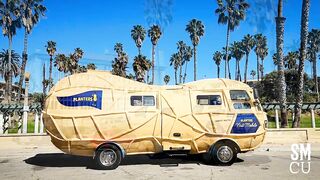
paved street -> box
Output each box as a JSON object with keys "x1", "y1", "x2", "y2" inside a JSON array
[{"x1": 0, "y1": 142, "x2": 319, "y2": 180}]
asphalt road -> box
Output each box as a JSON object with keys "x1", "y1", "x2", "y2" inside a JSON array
[{"x1": 0, "y1": 144, "x2": 319, "y2": 180}]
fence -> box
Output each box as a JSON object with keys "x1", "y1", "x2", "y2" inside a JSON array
[
  {"x1": 262, "y1": 102, "x2": 319, "y2": 129},
  {"x1": 1, "y1": 102, "x2": 319, "y2": 134},
  {"x1": 0, "y1": 103, "x2": 44, "y2": 134}
]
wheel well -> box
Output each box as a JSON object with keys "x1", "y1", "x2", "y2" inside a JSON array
[
  {"x1": 212, "y1": 139, "x2": 240, "y2": 153},
  {"x1": 95, "y1": 142, "x2": 126, "y2": 158}
]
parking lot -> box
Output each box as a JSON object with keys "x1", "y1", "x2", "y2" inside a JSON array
[{"x1": 0, "y1": 141, "x2": 319, "y2": 180}]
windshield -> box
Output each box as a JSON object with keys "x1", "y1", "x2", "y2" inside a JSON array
[{"x1": 230, "y1": 90, "x2": 250, "y2": 101}]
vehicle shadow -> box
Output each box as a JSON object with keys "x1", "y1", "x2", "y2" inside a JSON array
[{"x1": 24, "y1": 153, "x2": 245, "y2": 170}]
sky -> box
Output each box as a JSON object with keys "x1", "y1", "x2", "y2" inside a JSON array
[{"x1": 0, "y1": 0, "x2": 320, "y2": 92}]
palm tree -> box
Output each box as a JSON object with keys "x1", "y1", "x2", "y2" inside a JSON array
[
  {"x1": 276, "y1": 0, "x2": 288, "y2": 128},
  {"x1": 182, "y1": 45, "x2": 193, "y2": 83},
  {"x1": 54, "y1": 48, "x2": 84, "y2": 75},
  {"x1": 54, "y1": 54, "x2": 69, "y2": 74},
  {"x1": 213, "y1": 51, "x2": 223, "y2": 78},
  {"x1": 250, "y1": 70, "x2": 256, "y2": 79},
  {"x1": 260, "y1": 46, "x2": 268, "y2": 79},
  {"x1": 45, "y1": 41, "x2": 56, "y2": 89},
  {"x1": 0, "y1": 0, "x2": 21, "y2": 103},
  {"x1": 87, "y1": 63, "x2": 96, "y2": 70},
  {"x1": 164, "y1": 75, "x2": 170, "y2": 85},
  {"x1": 112, "y1": 43, "x2": 128, "y2": 77},
  {"x1": 0, "y1": 49, "x2": 21, "y2": 95},
  {"x1": 254, "y1": 34, "x2": 268, "y2": 80},
  {"x1": 177, "y1": 40, "x2": 186, "y2": 83},
  {"x1": 272, "y1": 53, "x2": 278, "y2": 66},
  {"x1": 42, "y1": 63, "x2": 49, "y2": 101},
  {"x1": 148, "y1": 25, "x2": 162, "y2": 84},
  {"x1": 170, "y1": 53, "x2": 181, "y2": 85},
  {"x1": 284, "y1": 51, "x2": 299, "y2": 70},
  {"x1": 131, "y1": 25, "x2": 146, "y2": 55},
  {"x1": 307, "y1": 29, "x2": 320, "y2": 100},
  {"x1": 114, "y1": 43, "x2": 123, "y2": 55},
  {"x1": 215, "y1": 0, "x2": 249, "y2": 79},
  {"x1": 185, "y1": 19, "x2": 205, "y2": 81},
  {"x1": 230, "y1": 41, "x2": 245, "y2": 81},
  {"x1": 293, "y1": 0, "x2": 310, "y2": 128},
  {"x1": 133, "y1": 55, "x2": 151, "y2": 82},
  {"x1": 17, "y1": 0, "x2": 46, "y2": 101},
  {"x1": 222, "y1": 47, "x2": 231, "y2": 77},
  {"x1": 241, "y1": 34, "x2": 255, "y2": 82}
]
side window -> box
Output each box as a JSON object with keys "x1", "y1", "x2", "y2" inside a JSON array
[
  {"x1": 131, "y1": 96, "x2": 142, "y2": 106},
  {"x1": 230, "y1": 90, "x2": 251, "y2": 109},
  {"x1": 197, "y1": 95, "x2": 222, "y2": 105},
  {"x1": 143, "y1": 96, "x2": 155, "y2": 106},
  {"x1": 131, "y1": 96, "x2": 155, "y2": 106}
]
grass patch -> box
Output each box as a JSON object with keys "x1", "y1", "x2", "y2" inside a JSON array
[{"x1": 267, "y1": 112, "x2": 320, "y2": 128}]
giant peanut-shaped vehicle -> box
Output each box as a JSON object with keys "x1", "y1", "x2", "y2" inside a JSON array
[{"x1": 43, "y1": 70, "x2": 267, "y2": 169}]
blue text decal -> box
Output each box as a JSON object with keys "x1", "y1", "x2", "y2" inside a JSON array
[
  {"x1": 231, "y1": 114, "x2": 260, "y2": 134},
  {"x1": 57, "y1": 90, "x2": 102, "y2": 109}
]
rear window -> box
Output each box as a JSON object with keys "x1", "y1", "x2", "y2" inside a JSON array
[
  {"x1": 197, "y1": 95, "x2": 222, "y2": 105},
  {"x1": 130, "y1": 96, "x2": 155, "y2": 106}
]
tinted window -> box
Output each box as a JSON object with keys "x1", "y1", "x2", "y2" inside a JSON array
[
  {"x1": 131, "y1": 96, "x2": 142, "y2": 106},
  {"x1": 131, "y1": 96, "x2": 155, "y2": 106},
  {"x1": 230, "y1": 90, "x2": 250, "y2": 101},
  {"x1": 197, "y1": 95, "x2": 222, "y2": 105}
]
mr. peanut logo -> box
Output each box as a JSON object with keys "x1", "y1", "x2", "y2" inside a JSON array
[{"x1": 57, "y1": 90, "x2": 102, "y2": 109}]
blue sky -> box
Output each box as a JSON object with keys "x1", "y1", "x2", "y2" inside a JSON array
[{"x1": 1, "y1": 0, "x2": 320, "y2": 92}]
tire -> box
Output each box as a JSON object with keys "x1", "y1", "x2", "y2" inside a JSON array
[
  {"x1": 94, "y1": 144, "x2": 122, "y2": 170},
  {"x1": 212, "y1": 141, "x2": 237, "y2": 166}
]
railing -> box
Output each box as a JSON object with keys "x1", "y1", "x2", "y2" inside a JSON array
[
  {"x1": 0, "y1": 102, "x2": 318, "y2": 134},
  {"x1": 262, "y1": 103, "x2": 319, "y2": 129},
  {"x1": 0, "y1": 103, "x2": 44, "y2": 134}
]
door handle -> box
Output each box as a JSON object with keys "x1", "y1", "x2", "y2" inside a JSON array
[{"x1": 173, "y1": 133, "x2": 181, "y2": 137}]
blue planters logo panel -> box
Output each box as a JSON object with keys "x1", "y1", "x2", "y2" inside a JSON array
[
  {"x1": 231, "y1": 114, "x2": 260, "y2": 134},
  {"x1": 57, "y1": 90, "x2": 102, "y2": 110}
]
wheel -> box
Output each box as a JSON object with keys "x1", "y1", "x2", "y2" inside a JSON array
[
  {"x1": 94, "y1": 144, "x2": 122, "y2": 170},
  {"x1": 212, "y1": 142, "x2": 237, "y2": 166}
]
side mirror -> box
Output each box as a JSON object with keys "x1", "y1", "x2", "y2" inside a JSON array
[{"x1": 253, "y1": 88, "x2": 259, "y2": 99}]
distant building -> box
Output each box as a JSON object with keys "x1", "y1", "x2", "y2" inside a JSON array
[{"x1": 0, "y1": 82, "x2": 25, "y2": 102}]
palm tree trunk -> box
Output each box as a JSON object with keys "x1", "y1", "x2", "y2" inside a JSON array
[
  {"x1": 293, "y1": 0, "x2": 310, "y2": 128},
  {"x1": 42, "y1": 63, "x2": 47, "y2": 97},
  {"x1": 235, "y1": 60, "x2": 238, "y2": 80},
  {"x1": 238, "y1": 60, "x2": 241, "y2": 81},
  {"x1": 7, "y1": 35, "x2": 13, "y2": 104},
  {"x1": 175, "y1": 69, "x2": 177, "y2": 85},
  {"x1": 183, "y1": 62, "x2": 188, "y2": 83},
  {"x1": 179, "y1": 64, "x2": 182, "y2": 84},
  {"x1": 193, "y1": 45, "x2": 197, "y2": 81},
  {"x1": 244, "y1": 53, "x2": 249, "y2": 82},
  {"x1": 17, "y1": 29, "x2": 29, "y2": 101},
  {"x1": 217, "y1": 65, "x2": 220, "y2": 78},
  {"x1": 261, "y1": 58, "x2": 264, "y2": 78},
  {"x1": 151, "y1": 44, "x2": 155, "y2": 84},
  {"x1": 225, "y1": 21, "x2": 231, "y2": 79},
  {"x1": 312, "y1": 54, "x2": 319, "y2": 100},
  {"x1": 276, "y1": 0, "x2": 288, "y2": 128},
  {"x1": 49, "y1": 55, "x2": 53, "y2": 89},
  {"x1": 256, "y1": 55, "x2": 260, "y2": 81},
  {"x1": 138, "y1": 47, "x2": 141, "y2": 56}
]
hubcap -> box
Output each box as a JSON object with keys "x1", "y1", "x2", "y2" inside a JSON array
[
  {"x1": 216, "y1": 146, "x2": 233, "y2": 163},
  {"x1": 99, "y1": 149, "x2": 117, "y2": 166}
]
